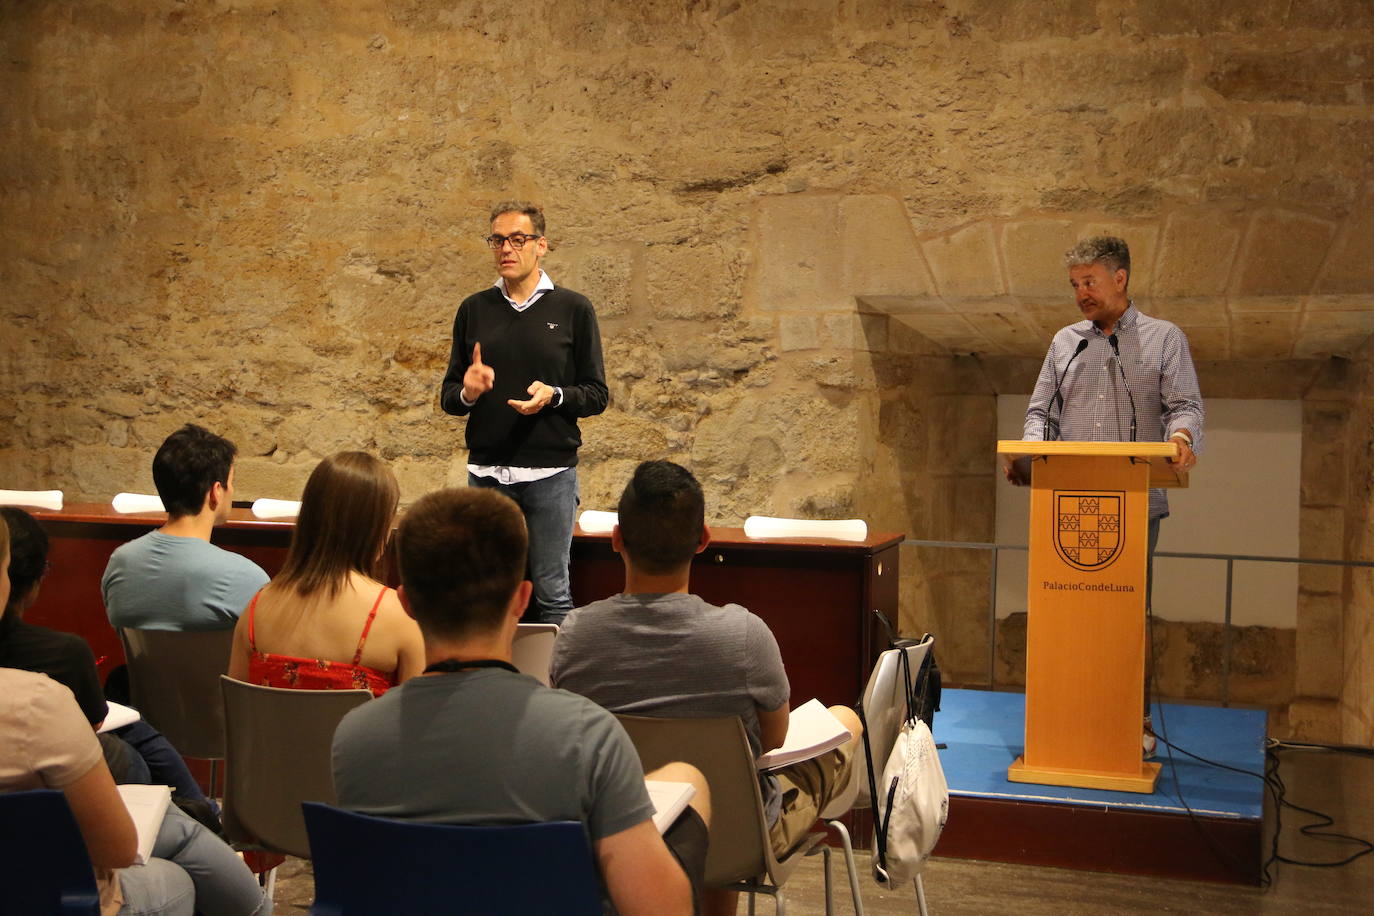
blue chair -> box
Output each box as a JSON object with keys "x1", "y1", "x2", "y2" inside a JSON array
[
  {"x1": 301, "y1": 803, "x2": 603, "y2": 915},
  {"x1": 0, "y1": 789, "x2": 101, "y2": 914}
]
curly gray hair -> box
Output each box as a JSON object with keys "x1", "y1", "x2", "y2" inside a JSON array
[{"x1": 1064, "y1": 236, "x2": 1130, "y2": 279}]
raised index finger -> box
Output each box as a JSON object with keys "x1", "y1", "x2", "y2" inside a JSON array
[{"x1": 472, "y1": 342, "x2": 483, "y2": 366}]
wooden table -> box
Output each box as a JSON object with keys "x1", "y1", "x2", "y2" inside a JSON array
[{"x1": 25, "y1": 503, "x2": 902, "y2": 707}]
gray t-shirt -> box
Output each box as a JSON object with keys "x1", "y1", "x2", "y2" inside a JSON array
[
  {"x1": 551, "y1": 593, "x2": 791, "y2": 759},
  {"x1": 102, "y1": 531, "x2": 269, "y2": 631},
  {"x1": 332, "y1": 668, "x2": 654, "y2": 844}
]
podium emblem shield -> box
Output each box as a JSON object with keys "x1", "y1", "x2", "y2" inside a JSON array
[{"x1": 1053, "y1": 490, "x2": 1124, "y2": 571}]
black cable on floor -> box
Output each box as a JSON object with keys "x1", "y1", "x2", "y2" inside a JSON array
[
  {"x1": 1263, "y1": 743, "x2": 1374, "y2": 870},
  {"x1": 1144, "y1": 603, "x2": 1373, "y2": 881}
]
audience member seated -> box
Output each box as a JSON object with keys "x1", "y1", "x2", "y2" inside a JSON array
[
  {"x1": 332, "y1": 488, "x2": 709, "y2": 916},
  {"x1": 227, "y1": 451, "x2": 423, "y2": 695},
  {"x1": 1, "y1": 507, "x2": 213, "y2": 810},
  {"x1": 0, "y1": 524, "x2": 271, "y2": 916},
  {"x1": 551, "y1": 461, "x2": 863, "y2": 916},
  {"x1": 103, "y1": 424, "x2": 268, "y2": 632}
]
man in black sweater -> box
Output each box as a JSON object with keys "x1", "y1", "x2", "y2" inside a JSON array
[{"x1": 439, "y1": 201, "x2": 608, "y2": 624}]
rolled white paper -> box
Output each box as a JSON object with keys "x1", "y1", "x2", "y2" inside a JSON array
[
  {"x1": 0, "y1": 489, "x2": 64, "y2": 511},
  {"x1": 112, "y1": 492, "x2": 166, "y2": 514},
  {"x1": 743, "y1": 515, "x2": 868, "y2": 542},
  {"x1": 252, "y1": 498, "x2": 302, "y2": 520},
  {"x1": 578, "y1": 510, "x2": 619, "y2": 534}
]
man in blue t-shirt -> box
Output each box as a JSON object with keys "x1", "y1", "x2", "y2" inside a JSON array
[{"x1": 102, "y1": 423, "x2": 267, "y2": 632}]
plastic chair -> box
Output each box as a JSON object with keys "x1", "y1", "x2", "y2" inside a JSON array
[
  {"x1": 615, "y1": 713, "x2": 855, "y2": 916},
  {"x1": 220, "y1": 677, "x2": 372, "y2": 859},
  {"x1": 0, "y1": 789, "x2": 101, "y2": 914},
  {"x1": 120, "y1": 627, "x2": 236, "y2": 795},
  {"x1": 302, "y1": 803, "x2": 602, "y2": 916},
  {"x1": 511, "y1": 622, "x2": 559, "y2": 686},
  {"x1": 823, "y1": 634, "x2": 936, "y2": 916}
]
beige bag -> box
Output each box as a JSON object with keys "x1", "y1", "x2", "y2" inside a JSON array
[{"x1": 872, "y1": 715, "x2": 949, "y2": 884}]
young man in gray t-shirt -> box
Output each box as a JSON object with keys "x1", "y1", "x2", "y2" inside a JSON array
[
  {"x1": 551, "y1": 461, "x2": 863, "y2": 915},
  {"x1": 332, "y1": 487, "x2": 708, "y2": 916}
]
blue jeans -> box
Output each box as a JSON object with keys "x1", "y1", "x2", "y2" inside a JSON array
[
  {"x1": 114, "y1": 720, "x2": 215, "y2": 811},
  {"x1": 118, "y1": 806, "x2": 271, "y2": 916},
  {"x1": 468, "y1": 468, "x2": 578, "y2": 625}
]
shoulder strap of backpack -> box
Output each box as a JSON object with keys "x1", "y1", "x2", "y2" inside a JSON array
[{"x1": 855, "y1": 701, "x2": 889, "y2": 874}]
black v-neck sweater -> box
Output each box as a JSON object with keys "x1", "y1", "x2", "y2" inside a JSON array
[{"x1": 440, "y1": 286, "x2": 608, "y2": 467}]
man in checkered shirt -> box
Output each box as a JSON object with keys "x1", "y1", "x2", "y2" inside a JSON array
[
  {"x1": 1016, "y1": 235, "x2": 1205, "y2": 560},
  {"x1": 1015, "y1": 236, "x2": 1205, "y2": 753}
]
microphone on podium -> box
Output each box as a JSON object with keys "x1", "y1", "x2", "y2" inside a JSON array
[
  {"x1": 1107, "y1": 334, "x2": 1138, "y2": 442},
  {"x1": 1044, "y1": 338, "x2": 1089, "y2": 441}
]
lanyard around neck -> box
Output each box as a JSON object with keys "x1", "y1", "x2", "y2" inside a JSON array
[{"x1": 423, "y1": 658, "x2": 519, "y2": 676}]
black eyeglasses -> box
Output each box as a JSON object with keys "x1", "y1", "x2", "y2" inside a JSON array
[{"x1": 485, "y1": 233, "x2": 541, "y2": 251}]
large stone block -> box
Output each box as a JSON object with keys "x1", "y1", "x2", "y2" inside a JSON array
[
  {"x1": 820, "y1": 312, "x2": 888, "y2": 351},
  {"x1": 645, "y1": 243, "x2": 744, "y2": 320},
  {"x1": 1111, "y1": 108, "x2": 1237, "y2": 184},
  {"x1": 1016, "y1": 47, "x2": 1188, "y2": 106},
  {"x1": 778, "y1": 314, "x2": 819, "y2": 352},
  {"x1": 1228, "y1": 313, "x2": 1299, "y2": 359},
  {"x1": 838, "y1": 194, "x2": 934, "y2": 299},
  {"x1": 1288, "y1": 697, "x2": 1342, "y2": 743},
  {"x1": 1317, "y1": 186, "x2": 1374, "y2": 295},
  {"x1": 922, "y1": 223, "x2": 1004, "y2": 301},
  {"x1": 1119, "y1": 0, "x2": 1289, "y2": 36},
  {"x1": 1002, "y1": 220, "x2": 1076, "y2": 298},
  {"x1": 1154, "y1": 212, "x2": 1243, "y2": 297},
  {"x1": 1296, "y1": 591, "x2": 1345, "y2": 698},
  {"x1": 749, "y1": 195, "x2": 846, "y2": 311},
  {"x1": 1295, "y1": 308, "x2": 1374, "y2": 359},
  {"x1": 950, "y1": 0, "x2": 1099, "y2": 40},
  {"x1": 1206, "y1": 43, "x2": 1374, "y2": 104},
  {"x1": 1195, "y1": 360, "x2": 1318, "y2": 399},
  {"x1": 1301, "y1": 506, "x2": 1347, "y2": 561},
  {"x1": 544, "y1": 242, "x2": 637, "y2": 318},
  {"x1": 1302, "y1": 404, "x2": 1349, "y2": 506},
  {"x1": 1232, "y1": 210, "x2": 1339, "y2": 297},
  {"x1": 893, "y1": 313, "x2": 986, "y2": 356}
]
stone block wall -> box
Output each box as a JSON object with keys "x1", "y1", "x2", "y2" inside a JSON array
[{"x1": 2, "y1": 1, "x2": 1373, "y2": 720}]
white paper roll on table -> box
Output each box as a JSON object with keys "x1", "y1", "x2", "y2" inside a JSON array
[
  {"x1": 252, "y1": 498, "x2": 302, "y2": 520},
  {"x1": 112, "y1": 492, "x2": 166, "y2": 514},
  {"x1": 578, "y1": 510, "x2": 619, "y2": 534},
  {"x1": 0, "y1": 489, "x2": 64, "y2": 511},
  {"x1": 743, "y1": 516, "x2": 868, "y2": 542}
]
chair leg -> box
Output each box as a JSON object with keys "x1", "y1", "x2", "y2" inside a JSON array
[
  {"x1": 821, "y1": 845, "x2": 833, "y2": 916},
  {"x1": 747, "y1": 890, "x2": 757, "y2": 916},
  {"x1": 914, "y1": 873, "x2": 928, "y2": 916},
  {"x1": 262, "y1": 865, "x2": 276, "y2": 901},
  {"x1": 825, "y1": 819, "x2": 865, "y2": 916},
  {"x1": 774, "y1": 888, "x2": 786, "y2": 916}
]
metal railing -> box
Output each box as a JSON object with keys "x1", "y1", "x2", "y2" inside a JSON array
[{"x1": 902, "y1": 538, "x2": 1374, "y2": 706}]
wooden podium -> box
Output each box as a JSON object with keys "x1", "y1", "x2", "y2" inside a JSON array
[{"x1": 998, "y1": 440, "x2": 1188, "y2": 794}]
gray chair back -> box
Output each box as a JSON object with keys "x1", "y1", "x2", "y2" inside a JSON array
[
  {"x1": 119, "y1": 627, "x2": 235, "y2": 760},
  {"x1": 220, "y1": 676, "x2": 372, "y2": 859},
  {"x1": 512, "y1": 623, "x2": 559, "y2": 686},
  {"x1": 857, "y1": 635, "x2": 934, "y2": 808},
  {"x1": 614, "y1": 714, "x2": 782, "y2": 887}
]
